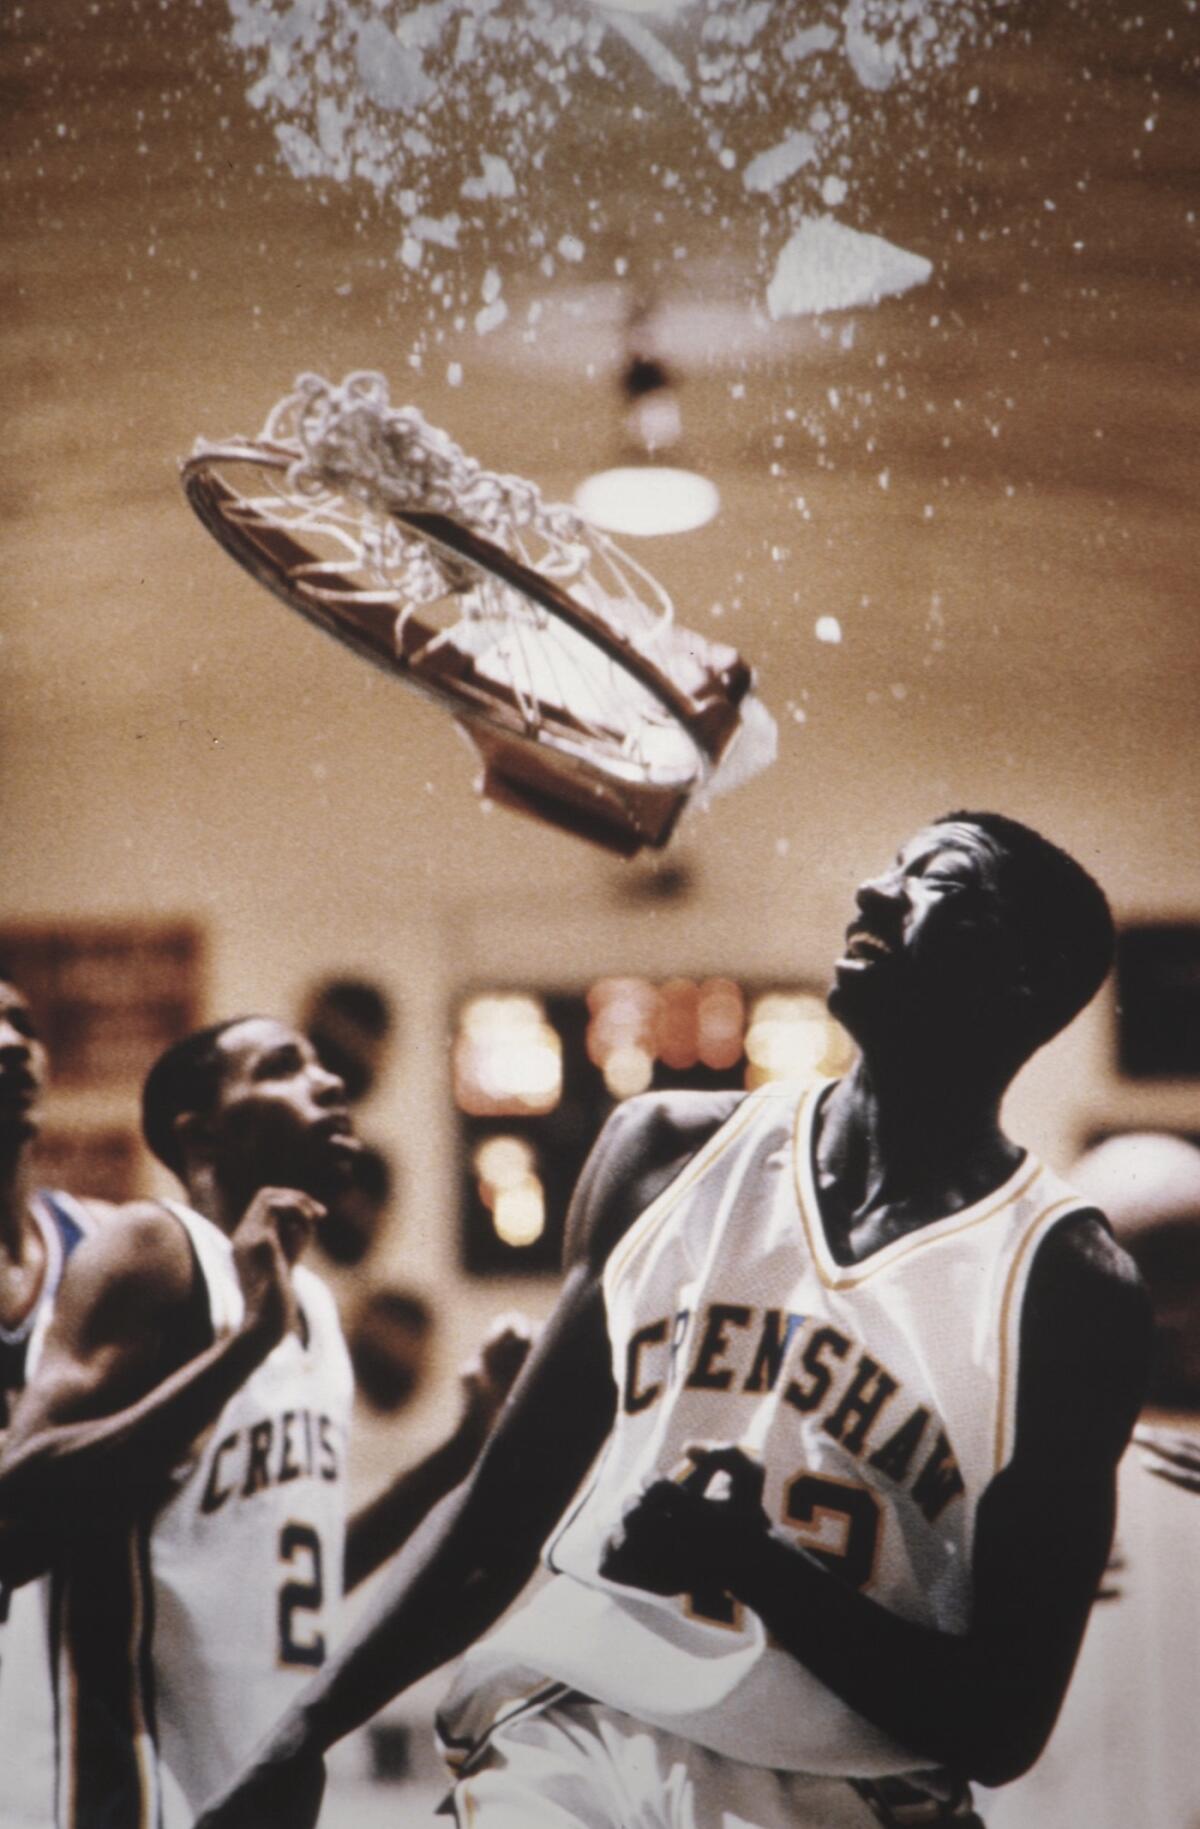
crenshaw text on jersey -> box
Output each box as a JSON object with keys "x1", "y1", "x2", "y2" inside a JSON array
[
  {"x1": 621, "y1": 1301, "x2": 965, "y2": 1526},
  {"x1": 199, "y1": 1406, "x2": 343, "y2": 1514}
]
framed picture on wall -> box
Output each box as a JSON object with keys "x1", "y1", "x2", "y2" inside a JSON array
[
  {"x1": 1116, "y1": 924, "x2": 1200, "y2": 1079},
  {"x1": 0, "y1": 921, "x2": 204, "y2": 1089},
  {"x1": 33, "y1": 1123, "x2": 143, "y2": 1205},
  {"x1": 453, "y1": 977, "x2": 853, "y2": 1276}
]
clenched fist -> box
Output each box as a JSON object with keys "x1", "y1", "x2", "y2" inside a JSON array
[
  {"x1": 233, "y1": 1187, "x2": 325, "y2": 1346},
  {"x1": 600, "y1": 1444, "x2": 769, "y2": 1599},
  {"x1": 458, "y1": 1311, "x2": 535, "y2": 1436}
]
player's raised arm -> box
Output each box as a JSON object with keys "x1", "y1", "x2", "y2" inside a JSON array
[
  {"x1": 342, "y1": 1312, "x2": 533, "y2": 1593},
  {"x1": 603, "y1": 1209, "x2": 1149, "y2": 1786},
  {"x1": 195, "y1": 1262, "x2": 613, "y2": 1829},
  {"x1": 0, "y1": 1187, "x2": 317, "y2": 1570},
  {"x1": 193, "y1": 1092, "x2": 734, "y2": 1829}
]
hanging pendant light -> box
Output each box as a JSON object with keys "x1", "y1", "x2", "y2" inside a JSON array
[{"x1": 573, "y1": 294, "x2": 720, "y2": 537}]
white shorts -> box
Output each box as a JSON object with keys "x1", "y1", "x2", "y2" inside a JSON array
[{"x1": 440, "y1": 1688, "x2": 959, "y2": 1829}]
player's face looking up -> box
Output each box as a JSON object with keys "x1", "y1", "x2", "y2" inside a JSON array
[
  {"x1": 205, "y1": 1018, "x2": 360, "y2": 1204},
  {"x1": 0, "y1": 979, "x2": 47, "y2": 1147},
  {"x1": 830, "y1": 822, "x2": 1023, "y2": 1050}
]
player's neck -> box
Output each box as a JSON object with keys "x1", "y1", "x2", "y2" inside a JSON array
[
  {"x1": 819, "y1": 1057, "x2": 1016, "y2": 1225},
  {"x1": 179, "y1": 1163, "x2": 245, "y2": 1237},
  {"x1": 0, "y1": 1138, "x2": 39, "y2": 1261}
]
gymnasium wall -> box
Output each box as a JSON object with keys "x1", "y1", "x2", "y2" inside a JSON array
[{"x1": 4, "y1": 0, "x2": 1199, "y2": 1492}]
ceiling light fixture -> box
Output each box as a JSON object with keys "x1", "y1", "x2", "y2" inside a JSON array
[
  {"x1": 574, "y1": 465, "x2": 719, "y2": 538},
  {"x1": 575, "y1": 290, "x2": 719, "y2": 537},
  {"x1": 590, "y1": 0, "x2": 695, "y2": 16}
]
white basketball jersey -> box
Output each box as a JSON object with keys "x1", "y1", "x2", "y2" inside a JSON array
[
  {"x1": 47, "y1": 1201, "x2": 354, "y2": 1825},
  {"x1": 447, "y1": 1080, "x2": 1089, "y2": 1777},
  {"x1": 0, "y1": 1191, "x2": 101, "y2": 1829}
]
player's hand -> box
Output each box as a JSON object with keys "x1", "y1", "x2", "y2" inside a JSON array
[
  {"x1": 232, "y1": 1188, "x2": 325, "y2": 1346},
  {"x1": 599, "y1": 1444, "x2": 769, "y2": 1597},
  {"x1": 1133, "y1": 1422, "x2": 1200, "y2": 1494},
  {"x1": 458, "y1": 1312, "x2": 535, "y2": 1436},
  {"x1": 193, "y1": 1742, "x2": 326, "y2": 1829},
  {"x1": 0, "y1": 1515, "x2": 53, "y2": 1587}
]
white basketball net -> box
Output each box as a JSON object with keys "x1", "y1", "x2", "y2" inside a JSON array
[
  {"x1": 258, "y1": 370, "x2": 673, "y2": 643},
  {"x1": 275, "y1": 370, "x2": 584, "y2": 549},
  {"x1": 190, "y1": 371, "x2": 777, "y2": 799}
]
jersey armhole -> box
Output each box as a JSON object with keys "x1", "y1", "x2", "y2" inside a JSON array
[
  {"x1": 992, "y1": 1197, "x2": 1094, "y2": 1476},
  {"x1": 157, "y1": 1199, "x2": 228, "y2": 1353},
  {"x1": 601, "y1": 1088, "x2": 772, "y2": 1304}
]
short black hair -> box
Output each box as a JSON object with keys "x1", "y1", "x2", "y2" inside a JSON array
[
  {"x1": 936, "y1": 811, "x2": 1114, "y2": 1048},
  {"x1": 141, "y1": 1018, "x2": 254, "y2": 1177}
]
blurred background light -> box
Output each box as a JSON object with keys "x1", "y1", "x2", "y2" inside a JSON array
[
  {"x1": 454, "y1": 994, "x2": 563, "y2": 1116},
  {"x1": 574, "y1": 465, "x2": 720, "y2": 537},
  {"x1": 588, "y1": 0, "x2": 695, "y2": 15},
  {"x1": 744, "y1": 991, "x2": 854, "y2": 1089},
  {"x1": 472, "y1": 1134, "x2": 546, "y2": 1249}
]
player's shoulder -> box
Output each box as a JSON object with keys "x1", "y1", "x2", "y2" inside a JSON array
[
  {"x1": 56, "y1": 1198, "x2": 197, "y2": 1318},
  {"x1": 1018, "y1": 1205, "x2": 1151, "y2": 1465},
  {"x1": 568, "y1": 1090, "x2": 748, "y2": 1271},
  {"x1": 597, "y1": 1088, "x2": 748, "y2": 1181},
  {"x1": 37, "y1": 1188, "x2": 122, "y2": 1227},
  {"x1": 73, "y1": 1194, "x2": 126, "y2": 1227},
  {"x1": 1030, "y1": 1204, "x2": 1148, "y2": 1320}
]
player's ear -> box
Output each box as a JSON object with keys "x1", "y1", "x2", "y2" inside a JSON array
[
  {"x1": 998, "y1": 955, "x2": 1041, "y2": 1062},
  {"x1": 172, "y1": 1105, "x2": 214, "y2": 1165}
]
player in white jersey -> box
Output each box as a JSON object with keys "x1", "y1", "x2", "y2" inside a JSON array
[
  {"x1": 0, "y1": 976, "x2": 105, "y2": 1465},
  {"x1": 0, "y1": 981, "x2": 113, "y2": 1818},
  {"x1": 0, "y1": 976, "x2": 112, "y2": 1829},
  {"x1": 0, "y1": 977, "x2": 99, "y2": 1482},
  {"x1": 0, "y1": 1014, "x2": 529, "y2": 1826},
  {"x1": 197, "y1": 812, "x2": 1151, "y2": 1829}
]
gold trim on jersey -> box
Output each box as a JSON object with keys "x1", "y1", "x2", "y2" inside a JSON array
[
  {"x1": 992, "y1": 1195, "x2": 1084, "y2": 1474},
  {"x1": 55, "y1": 1526, "x2": 159, "y2": 1829},
  {"x1": 127, "y1": 1532, "x2": 158, "y2": 1829},
  {"x1": 57, "y1": 1624, "x2": 78, "y2": 1829},
  {"x1": 439, "y1": 1678, "x2": 568, "y2": 1775},
  {"x1": 603, "y1": 1091, "x2": 768, "y2": 1299},
  {"x1": 792, "y1": 1082, "x2": 1045, "y2": 1292}
]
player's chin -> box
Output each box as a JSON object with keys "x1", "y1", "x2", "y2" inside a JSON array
[
  {"x1": 320, "y1": 1129, "x2": 364, "y2": 1177},
  {"x1": 294, "y1": 1137, "x2": 362, "y2": 1205},
  {"x1": 825, "y1": 972, "x2": 867, "y2": 1036},
  {"x1": 0, "y1": 1105, "x2": 40, "y2": 1147}
]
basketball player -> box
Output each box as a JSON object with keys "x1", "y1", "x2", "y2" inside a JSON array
[
  {"x1": 1078, "y1": 1133, "x2": 1200, "y2": 1495},
  {"x1": 971, "y1": 1132, "x2": 1200, "y2": 1826},
  {"x1": 0, "y1": 975, "x2": 115, "y2": 1827},
  {"x1": 0, "y1": 973, "x2": 101, "y2": 1465},
  {"x1": 196, "y1": 814, "x2": 1150, "y2": 1829},
  {"x1": 0, "y1": 975, "x2": 108, "y2": 1484},
  {"x1": 0, "y1": 1014, "x2": 529, "y2": 1826}
]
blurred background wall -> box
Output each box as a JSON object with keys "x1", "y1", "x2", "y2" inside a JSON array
[{"x1": 3, "y1": 1, "x2": 1199, "y2": 1819}]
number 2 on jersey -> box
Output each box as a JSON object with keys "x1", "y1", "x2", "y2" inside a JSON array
[
  {"x1": 277, "y1": 1521, "x2": 325, "y2": 1667},
  {"x1": 686, "y1": 1466, "x2": 882, "y2": 1629},
  {"x1": 784, "y1": 1471, "x2": 881, "y2": 1590}
]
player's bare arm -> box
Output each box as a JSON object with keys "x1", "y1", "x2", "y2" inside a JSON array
[
  {"x1": 604, "y1": 1210, "x2": 1149, "y2": 1787},
  {"x1": 193, "y1": 1091, "x2": 739, "y2": 1829},
  {"x1": 0, "y1": 1187, "x2": 319, "y2": 1567},
  {"x1": 342, "y1": 1312, "x2": 534, "y2": 1592},
  {"x1": 194, "y1": 1262, "x2": 612, "y2": 1829}
]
